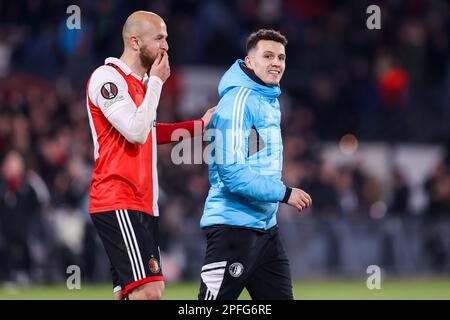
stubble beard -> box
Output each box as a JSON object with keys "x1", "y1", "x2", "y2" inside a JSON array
[{"x1": 139, "y1": 46, "x2": 156, "y2": 70}]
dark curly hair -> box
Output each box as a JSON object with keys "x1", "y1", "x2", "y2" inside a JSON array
[{"x1": 246, "y1": 29, "x2": 288, "y2": 53}]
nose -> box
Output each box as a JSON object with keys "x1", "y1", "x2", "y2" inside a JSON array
[
  {"x1": 271, "y1": 61, "x2": 281, "y2": 69},
  {"x1": 161, "y1": 40, "x2": 169, "y2": 52}
]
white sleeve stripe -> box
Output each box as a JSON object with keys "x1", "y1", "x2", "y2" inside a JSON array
[
  {"x1": 232, "y1": 87, "x2": 248, "y2": 159},
  {"x1": 236, "y1": 89, "x2": 251, "y2": 159},
  {"x1": 234, "y1": 88, "x2": 247, "y2": 159},
  {"x1": 238, "y1": 90, "x2": 252, "y2": 158},
  {"x1": 231, "y1": 87, "x2": 245, "y2": 156}
]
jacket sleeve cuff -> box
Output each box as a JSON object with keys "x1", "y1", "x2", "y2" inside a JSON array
[{"x1": 281, "y1": 186, "x2": 292, "y2": 203}]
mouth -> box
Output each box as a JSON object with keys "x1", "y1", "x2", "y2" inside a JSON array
[{"x1": 268, "y1": 70, "x2": 281, "y2": 75}]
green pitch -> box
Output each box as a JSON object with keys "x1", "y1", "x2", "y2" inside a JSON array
[{"x1": 1, "y1": 278, "x2": 450, "y2": 300}]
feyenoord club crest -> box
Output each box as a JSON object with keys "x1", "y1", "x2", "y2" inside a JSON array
[
  {"x1": 149, "y1": 256, "x2": 160, "y2": 274},
  {"x1": 229, "y1": 262, "x2": 244, "y2": 277},
  {"x1": 100, "y1": 82, "x2": 118, "y2": 99}
]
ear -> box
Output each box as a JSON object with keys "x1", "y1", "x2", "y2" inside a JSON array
[
  {"x1": 130, "y1": 36, "x2": 140, "y2": 51},
  {"x1": 245, "y1": 55, "x2": 253, "y2": 69}
]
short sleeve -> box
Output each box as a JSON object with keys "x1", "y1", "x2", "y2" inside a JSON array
[{"x1": 88, "y1": 66, "x2": 132, "y2": 118}]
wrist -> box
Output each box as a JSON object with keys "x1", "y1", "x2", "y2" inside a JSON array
[
  {"x1": 281, "y1": 186, "x2": 292, "y2": 203},
  {"x1": 149, "y1": 75, "x2": 163, "y2": 85}
]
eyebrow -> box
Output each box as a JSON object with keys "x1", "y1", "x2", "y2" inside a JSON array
[{"x1": 263, "y1": 51, "x2": 285, "y2": 56}]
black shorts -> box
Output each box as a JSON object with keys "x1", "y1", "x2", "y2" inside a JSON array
[
  {"x1": 198, "y1": 226, "x2": 293, "y2": 300},
  {"x1": 91, "y1": 210, "x2": 163, "y2": 296}
]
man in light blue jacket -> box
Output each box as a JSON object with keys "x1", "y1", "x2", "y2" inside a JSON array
[{"x1": 198, "y1": 29, "x2": 312, "y2": 300}]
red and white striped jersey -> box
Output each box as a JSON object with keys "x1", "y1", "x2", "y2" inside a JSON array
[{"x1": 86, "y1": 57, "x2": 203, "y2": 216}]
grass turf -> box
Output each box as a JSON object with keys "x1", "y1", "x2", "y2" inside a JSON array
[{"x1": 1, "y1": 278, "x2": 450, "y2": 300}]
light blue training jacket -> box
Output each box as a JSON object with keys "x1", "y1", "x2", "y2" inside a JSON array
[{"x1": 200, "y1": 59, "x2": 287, "y2": 230}]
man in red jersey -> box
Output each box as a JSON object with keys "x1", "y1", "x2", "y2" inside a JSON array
[{"x1": 86, "y1": 11, "x2": 214, "y2": 300}]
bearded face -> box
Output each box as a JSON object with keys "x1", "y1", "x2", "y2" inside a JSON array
[
  {"x1": 132, "y1": 20, "x2": 168, "y2": 72},
  {"x1": 139, "y1": 44, "x2": 158, "y2": 69}
]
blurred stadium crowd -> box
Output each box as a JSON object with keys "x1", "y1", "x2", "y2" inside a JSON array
[{"x1": 0, "y1": 0, "x2": 449, "y2": 285}]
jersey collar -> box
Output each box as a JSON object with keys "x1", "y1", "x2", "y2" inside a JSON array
[{"x1": 104, "y1": 57, "x2": 146, "y2": 82}]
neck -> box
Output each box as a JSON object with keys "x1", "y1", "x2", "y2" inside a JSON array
[
  {"x1": 240, "y1": 62, "x2": 270, "y2": 87},
  {"x1": 120, "y1": 50, "x2": 147, "y2": 78}
]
